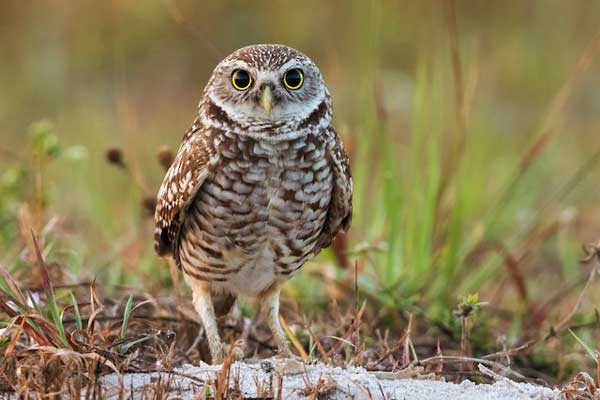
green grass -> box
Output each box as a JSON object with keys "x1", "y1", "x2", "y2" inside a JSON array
[{"x1": 119, "y1": 294, "x2": 134, "y2": 354}]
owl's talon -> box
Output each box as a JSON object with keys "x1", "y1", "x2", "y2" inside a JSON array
[
  {"x1": 226, "y1": 341, "x2": 246, "y2": 361},
  {"x1": 276, "y1": 343, "x2": 292, "y2": 359},
  {"x1": 210, "y1": 342, "x2": 245, "y2": 364},
  {"x1": 278, "y1": 350, "x2": 304, "y2": 364},
  {"x1": 271, "y1": 354, "x2": 305, "y2": 375}
]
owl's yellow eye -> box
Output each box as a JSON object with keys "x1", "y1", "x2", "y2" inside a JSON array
[
  {"x1": 283, "y1": 68, "x2": 304, "y2": 90},
  {"x1": 231, "y1": 69, "x2": 253, "y2": 91}
]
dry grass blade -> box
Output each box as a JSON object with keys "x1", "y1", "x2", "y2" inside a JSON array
[
  {"x1": 325, "y1": 300, "x2": 366, "y2": 360},
  {"x1": 528, "y1": 43, "x2": 600, "y2": 178},
  {"x1": 38, "y1": 346, "x2": 123, "y2": 388},
  {"x1": 0, "y1": 284, "x2": 28, "y2": 317},
  {"x1": 0, "y1": 265, "x2": 28, "y2": 306},
  {"x1": 305, "y1": 323, "x2": 329, "y2": 363},
  {"x1": 435, "y1": 0, "x2": 472, "y2": 218},
  {"x1": 280, "y1": 315, "x2": 308, "y2": 360},
  {"x1": 486, "y1": 241, "x2": 529, "y2": 302},
  {"x1": 4, "y1": 318, "x2": 25, "y2": 357},
  {"x1": 553, "y1": 258, "x2": 598, "y2": 334},
  {"x1": 368, "y1": 314, "x2": 413, "y2": 369},
  {"x1": 214, "y1": 340, "x2": 243, "y2": 399},
  {"x1": 22, "y1": 312, "x2": 70, "y2": 347},
  {"x1": 445, "y1": 0, "x2": 466, "y2": 147},
  {"x1": 561, "y1": 372, "x2": 600, "y2": 400},
  {"x1": 482, "y1": 340, "x2": 537, "y2": 361},
  {"x1": 87, "y1": 279, "x2": 104, "y2": 335},
  {"x1": 491, "y1": 31, "x2": 600, "y2": 220},
  {"x1": 433, "y1": 341, "x2": 444, "y2": 374},
  {"x1": 298, "y1": 373, "x2": 335, "y2": 399}
]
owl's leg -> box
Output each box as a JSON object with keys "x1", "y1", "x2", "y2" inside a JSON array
[
  {"x1": 191, "y1": 282, "x2": 243, "y2": 363},
  {"x1": 190, "y1": 283, "x2": 229, "y2": 364},
  {"x1": 259, "y1": 285, "x2": 291, "y2": 357}
]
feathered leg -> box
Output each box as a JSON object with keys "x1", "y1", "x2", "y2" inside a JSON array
[
  {"x1": 259, "y1": 285, "x2": 291, "y2": 357},
  {"x1": 191, "y1": 282, "x2": 224, "y2": 364},
  {"x1": 190, "y1": 280, "x2": 243, "y2": 363}
]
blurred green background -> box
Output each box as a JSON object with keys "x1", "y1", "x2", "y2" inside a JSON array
[{"x1": 2, "y1": 0, "x2": 600, "y2": 378}]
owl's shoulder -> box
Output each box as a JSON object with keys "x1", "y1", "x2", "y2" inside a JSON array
[
  {"x1": 312, "y1": 125, "x2": 353, "y2": 251},
  {"x1": 154, "y1": 118, "x2": 222, "y2": 257}
]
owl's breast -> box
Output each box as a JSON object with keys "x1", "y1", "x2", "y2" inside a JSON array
[{"x1": 179, "y1": 132, "x2": 333, "y2": 296}]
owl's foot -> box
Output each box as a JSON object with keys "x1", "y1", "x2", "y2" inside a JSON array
[
  {"x1": 225, "y1": 340, "x2": 245, "y2": 361},
  {"x1": 212, "y1": 340, "x2": 245, "y2": 364},
  {"x1": 277, "y1": 349, "x2": 305, "y2": 365},
  {"x1": 275, "y1": 341, "x2": 292, "y2": 358},
  {"x1": 267, "y1": 354, "x2": 305, "y2": 375},
  {"x1": 258, "y1": 286, "x2": 298, "y2": 360},
  {"x1": 209, "y1": 341, "x2": 224, "y2": 365}
]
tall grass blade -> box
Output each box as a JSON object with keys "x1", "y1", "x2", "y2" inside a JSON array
[
  {"x1": 70, "y1": 292, "x2": 83, "y2": 331},
  {"x1": 569, "y1": 329, "x2": 599, "y2": 361},
  {"x1": 31, "y1": 231, "x2": 70, "y2": 348},
  {"x1": 119, "y1": 294, "x2": 134, "y2": 353}
]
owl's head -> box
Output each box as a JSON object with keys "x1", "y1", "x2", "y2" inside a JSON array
[{"x1": 203, "y1": 44, "x2": 329, "y2": 130}]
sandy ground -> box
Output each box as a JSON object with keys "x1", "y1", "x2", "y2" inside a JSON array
[{"x1": 98, "y1": 359, "x2": 563, "y2": 399}]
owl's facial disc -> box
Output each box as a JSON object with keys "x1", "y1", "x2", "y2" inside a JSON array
[{"x1": 204, "y1": 45, "x2": 328, "y2": 129}]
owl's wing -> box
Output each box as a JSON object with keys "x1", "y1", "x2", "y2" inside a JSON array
[
  {"x1": 315, "y1": 128, "x2": 353, "y2": 251},
  {"x1": 154, "y1": 119, "x2": 218, "y2": 258}
]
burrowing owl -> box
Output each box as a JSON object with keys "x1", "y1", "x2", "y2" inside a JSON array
[{"x1": 154, "y1": 44, "x2": 352, "y2": 363}]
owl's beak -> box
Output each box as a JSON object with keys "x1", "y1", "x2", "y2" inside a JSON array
[{"x1": 260, "y1": 86, "x2": 274, "y2": 114}]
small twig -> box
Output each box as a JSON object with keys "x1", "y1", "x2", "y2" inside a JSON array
[
  {"x1": 419, "y1": 355, "x2": 527, "y2": 381},
  {"x1": 482, "y1": 340, "x2": 537, "y2": 360},
  {"x1": 367, "y1": 315, "x2": 412, "y2": 368}
]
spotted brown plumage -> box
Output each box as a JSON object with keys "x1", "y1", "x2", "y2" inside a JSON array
[
  {"x1": 154, "y1": 119, "x2": 216, "y2": 258},
  {"x1": 154, "y1": 44, "x2": 352, "y2": 364}
]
